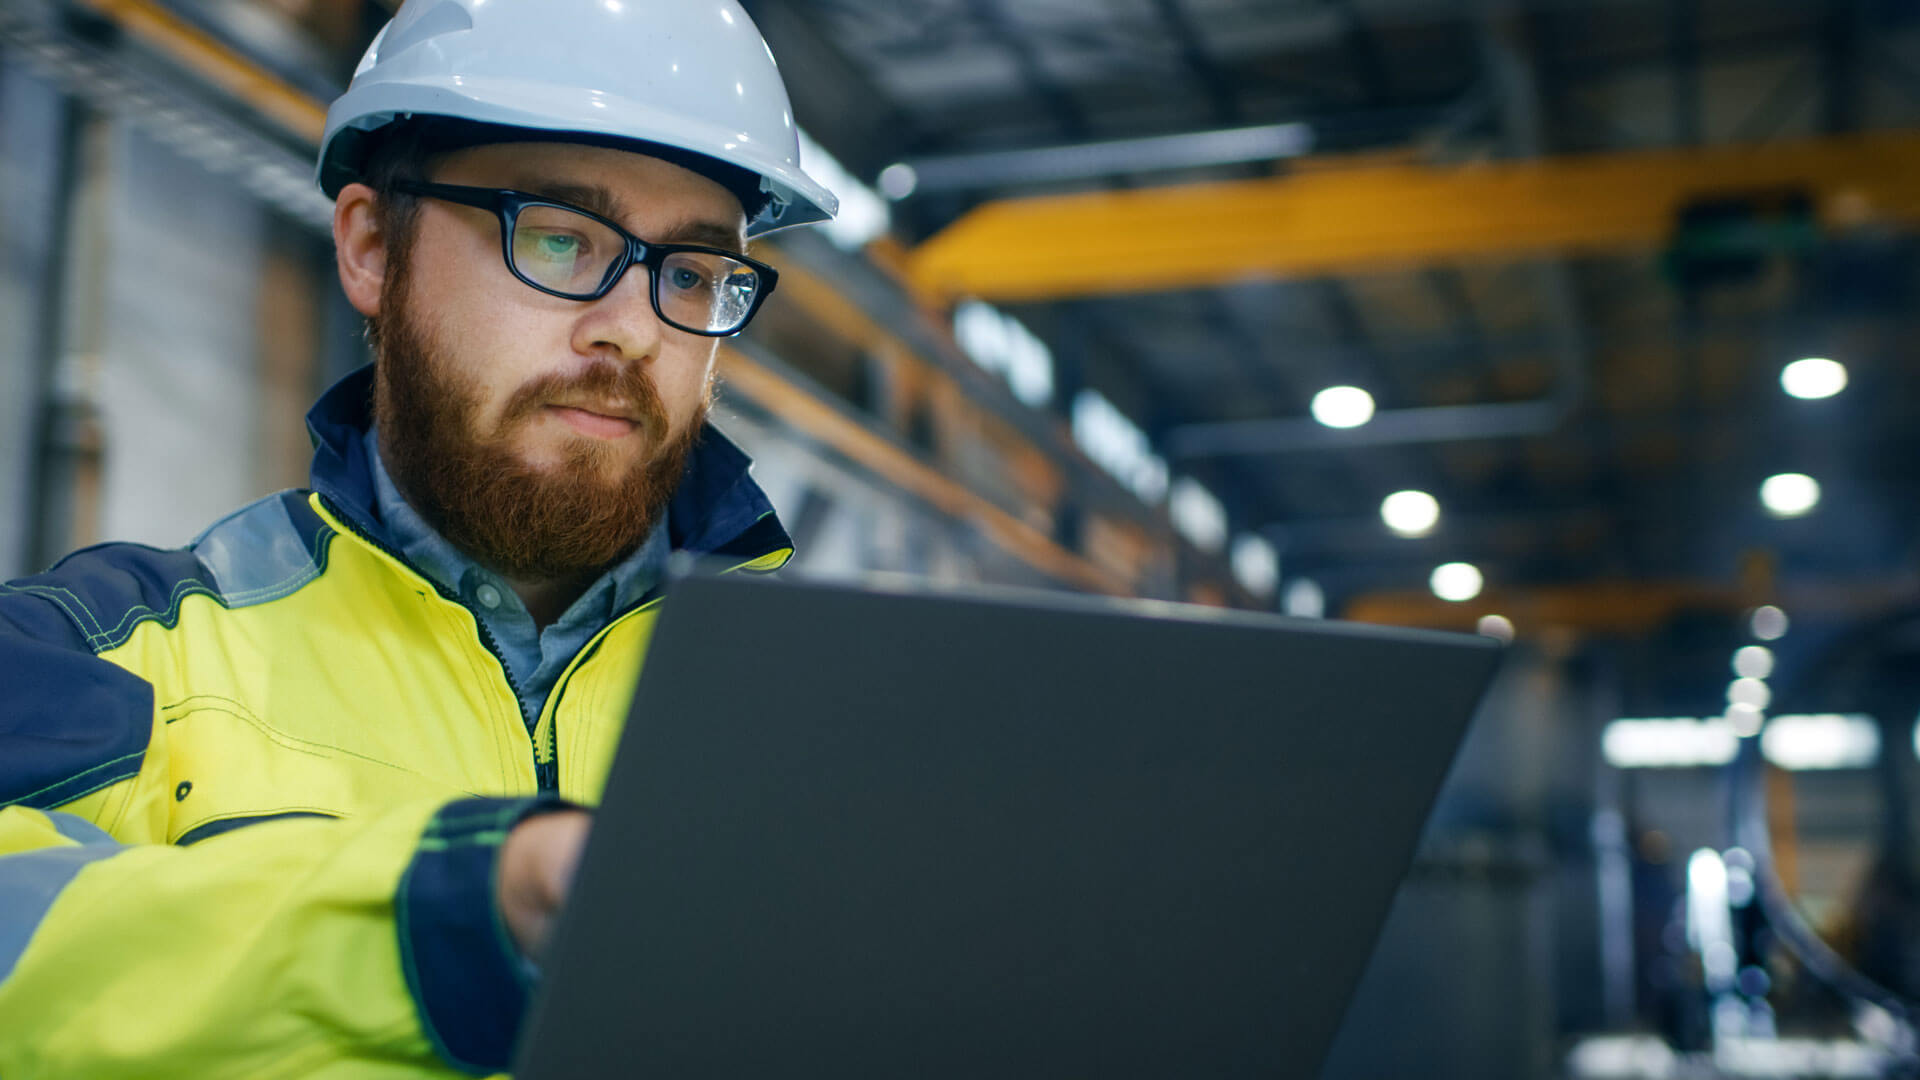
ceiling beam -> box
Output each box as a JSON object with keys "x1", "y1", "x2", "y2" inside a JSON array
[
  {"x1": 899, "y1": 123, "x2": 1313, "y2": 194},
  {"x1": 739, "y1": 0, "x2": 918, "y2": 180},
  {"x1": 1145, "y1": 0, "x2": 1241, "y2": 125},
  {"x1": 66, "y1": 0, "x2": 326, "y2": 143},
  {"x1": 907, "y1": 129, "x2": 1920, "y2": 301},
  {"x1": 963, "y1": 0, "x2": 1088, "y2": 140}
]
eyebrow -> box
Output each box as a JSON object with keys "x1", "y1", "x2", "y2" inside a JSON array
[{"x1": 516, "y1": 179, "x2": 747, "y2": 252}]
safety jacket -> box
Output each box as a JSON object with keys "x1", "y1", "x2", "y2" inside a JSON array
[{"x1": 0, "y1": 365, "x2": 792, "y2": 1077}]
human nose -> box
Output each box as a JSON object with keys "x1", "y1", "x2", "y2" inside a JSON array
[{"x1": 570, "y1": 259, "x2": 666, "y2": 364}]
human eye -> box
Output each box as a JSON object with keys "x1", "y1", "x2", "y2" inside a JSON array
[
  {"x1": 665, "y1": 263, "x2": 711, "y2": 292},
  {"x1": 528, "y1": 229, "x2": 589, "y2": 262},
  {"x1": 513, "y1": 220, "x2": 599, "y2": 276}
]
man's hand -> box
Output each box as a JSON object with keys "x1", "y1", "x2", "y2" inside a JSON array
[{"x1": 496, "y1": 810, "x2": 592, "y2": 961}]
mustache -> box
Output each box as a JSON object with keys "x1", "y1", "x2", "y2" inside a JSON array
[{"x1": 497, "y1": 364, "x2": 670, "y2": 434}]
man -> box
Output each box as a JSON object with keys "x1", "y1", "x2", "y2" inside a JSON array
[{"x1": 0, "y1": 0, "x2": 836, "y2": 1074}]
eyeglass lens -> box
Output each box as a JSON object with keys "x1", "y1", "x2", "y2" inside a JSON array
[{"x1": 508, "y1": 203, "x2": 761, "y2": 334}]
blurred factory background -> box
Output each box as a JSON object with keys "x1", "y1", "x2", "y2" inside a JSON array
[{"x1": 4, "y1": 0, "x2": 1920, "y2": 1075}]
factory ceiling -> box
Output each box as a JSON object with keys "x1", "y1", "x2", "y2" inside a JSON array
[{"x1": 753, "y1": 0, "x2": 1920, "y2": 661}]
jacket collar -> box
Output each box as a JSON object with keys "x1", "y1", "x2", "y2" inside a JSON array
[{"x1": 305, "y1": 365, "x2": 791, "y2": 566}]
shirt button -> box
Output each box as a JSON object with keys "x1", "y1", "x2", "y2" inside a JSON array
[{"x1": 475, "y1": 583, "x2": 503, "y2": 610}]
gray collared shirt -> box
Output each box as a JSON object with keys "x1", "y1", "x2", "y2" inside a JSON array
[{"x1": 363, "y1": 429, "x2": 669, "y2": 727}]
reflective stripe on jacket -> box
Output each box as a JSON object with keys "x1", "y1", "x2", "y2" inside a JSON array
[{"x1": 0, "y1": 365, "x2": 792, "y2": 1077}]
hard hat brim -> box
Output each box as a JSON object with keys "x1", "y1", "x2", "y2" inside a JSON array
[{"x1": 320, "y1": 76, "x2": 838, "y2": 236}]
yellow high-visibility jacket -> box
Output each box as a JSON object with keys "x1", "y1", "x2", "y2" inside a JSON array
[{"x1": 0, "y1": 366, "x2": 792, "y2": 1077}]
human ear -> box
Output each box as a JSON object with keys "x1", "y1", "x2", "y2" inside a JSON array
[{"x1": 332, "y1": 182, "x2": 388, "y2": 318}]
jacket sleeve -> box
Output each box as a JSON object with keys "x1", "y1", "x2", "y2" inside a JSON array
[{"x1": 0, "y1": 577, "x2": 552, "y2": 1078}]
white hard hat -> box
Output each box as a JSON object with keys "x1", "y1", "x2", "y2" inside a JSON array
[{"x1": 317, "y1": 0, "x2": 838, "y2": 236}]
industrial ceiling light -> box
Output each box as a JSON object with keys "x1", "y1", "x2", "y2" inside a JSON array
[
  {"x1": 1602, "y1": 718, "x2": 1739, "y2": 769},
  {"x1": 1760, "y1": 473, "x2": 1820, "y2": 518},
  {"x1": 1230, "y1": 535, "x2": 1279, "y2": 598},
  {"x1": 1732, "y1": 646, "x2": 1774, "y2": 680},
  {"x1": 1283, "y1": 578, "x2": 1325, "y2": 619},
  {"x1": 876, "y1": 163, "x2": 918, "y2": 201},
  {"x1": 1780, "y1": 357, "x2": 1847, "y2": 400},
  {"x1": 1430, "y1": 562, "x2": 1483, "y2": 602},
  {"x1": 1169, "y1": 477, "x2": 1228, "y2": 554},
  {"x1": 1476, "y1": 614, "x2": 1515, "y2": 642},
  {"x1": 1381, "y1": 490, "x2": 1440, "y2": 537},
  {"x1": 1310, "y1": 386, "x2": 1375, "y2": 429},
  {"x1": 1763, "y1": 714, "x2": 1880, "y2": 771},
  {"x1": 1749, "y1": 605, "x2": 1789, "y2": 641},
  {"x1": 1728, "y1": 678, "x2": 1771, "y2": 711}
]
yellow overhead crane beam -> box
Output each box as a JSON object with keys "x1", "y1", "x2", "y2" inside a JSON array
[{"x1": 908, "y1": 131, "x2": 1920, "y2": 301}]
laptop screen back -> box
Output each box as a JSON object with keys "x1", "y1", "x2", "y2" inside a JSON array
[{"x1": 517, "y1": 576, "x2": 1500, "y2": 1079}]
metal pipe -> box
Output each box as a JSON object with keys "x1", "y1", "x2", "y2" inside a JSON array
[
  {"x1": 897, "y1": 122, "x2": 1314, "y2": 193},
  {"x1": 1167, "y1": 397, "x2": 1567, "y2": 457}
]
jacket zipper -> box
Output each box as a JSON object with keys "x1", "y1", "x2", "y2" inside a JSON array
[
  {"x1": 311, "y1": 494, "x2": 538, "y2": 753},
  {"x1": 531, "y1": 591, "x2": 665, "y2": 792},
  {"x1": 317, "y1": 492, "x2": 786, "y2": 797},
  {"x1": 535, "y1": 540, "x2": 779, "y2": 792},
  {"x1": 532, "y1": 544, "x2": 786, "y2": 793}
]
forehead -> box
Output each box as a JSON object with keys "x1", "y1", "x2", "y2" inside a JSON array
[{"x1": 434, "y1": 140, "x2": 748, "y2": 247}]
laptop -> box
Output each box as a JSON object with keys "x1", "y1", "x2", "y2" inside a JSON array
[{"x1": 515, "y1": 574, "x2": 1501, "y2": 1079}]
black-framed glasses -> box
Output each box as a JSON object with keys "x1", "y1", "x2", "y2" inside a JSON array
[{"x1": 392, "y1": 179, "x2": 778, "y2": 337}]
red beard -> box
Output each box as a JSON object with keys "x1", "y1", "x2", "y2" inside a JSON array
[{"x1": 369, "y1": 262, "x2": 704, "y2": 583}]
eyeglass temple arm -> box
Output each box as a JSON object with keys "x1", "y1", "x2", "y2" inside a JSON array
[{"x1": 391, "y1": 180, "x2": 505, "y2": 213}]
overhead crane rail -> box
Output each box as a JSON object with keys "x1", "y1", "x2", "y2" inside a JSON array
[{"x1": 910, "y1": 131, "x2": 1920, "y2": 301}]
